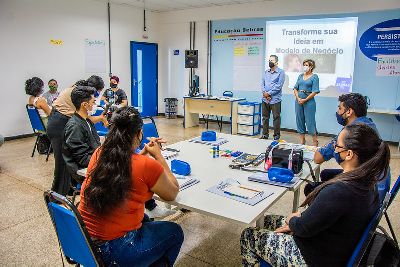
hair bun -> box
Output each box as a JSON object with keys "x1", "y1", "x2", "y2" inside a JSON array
[{"x1": 111, "y1": 112, "x2": 131, "y2": 127}]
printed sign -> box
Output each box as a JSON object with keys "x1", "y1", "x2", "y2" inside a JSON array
[
  {"x1": 376, "y1": 55, "x2": 400, "y2": 76},
  {"x1": 359, "y1": 19, "x2": 400, "y2": 61}
]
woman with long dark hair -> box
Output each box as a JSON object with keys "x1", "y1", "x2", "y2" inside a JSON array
[
  {"x1": 78, "y1": 106, "x2": 183, "y2": 266},
  {"x1": 241, "y1": 124, "x2": 390, "y2": 266}
]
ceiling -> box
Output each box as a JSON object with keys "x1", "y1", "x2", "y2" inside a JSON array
[{"x1": 109, "y1": 0, "x2": 273, "y2": 12}]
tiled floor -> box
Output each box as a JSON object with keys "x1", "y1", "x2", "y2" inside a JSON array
[{"x1": 0, "y1": 117, "x2": 399, "y2": 266}]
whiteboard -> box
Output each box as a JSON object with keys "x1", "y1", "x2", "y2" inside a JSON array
[
  {"x1": 233, "y1": 40, "x2": 263, "y2": 91},
  {"x1": 84, "y1": 39, "x2": 106, "y2": 73}
]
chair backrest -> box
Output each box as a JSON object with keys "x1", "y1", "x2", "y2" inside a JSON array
[
  {"x1": 26, "y1": 104, "x2": 46, "y2": 132},
  {"x1": 377, "y1": 168, "x2": 391, "y2": 204},
  {"x1": 389, "y1": 175, "x2": 400, "y2": 207},
  {"x1": 44, "y1": 190, "x2": 102, "y2": 267},
  {"x1": 140, "y1": 117, "x2": 159, "y2": 149},
  {"x1": 347, "y1": 192, "x2": 391, "y2": 267},
  {"x1": 92, "y1": 107, "x2": 108, "y2": 136},
  {"x1": 223, "y1": 91, "x2": 233, "y2": 97}
]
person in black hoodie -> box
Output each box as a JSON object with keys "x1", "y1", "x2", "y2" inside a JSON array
[
  {"x1": 241, "y1": 124, "x2": 390, "y2": 267},
  {"x1": 62, "y1": 86, "x2": 101, "y2": 184}
]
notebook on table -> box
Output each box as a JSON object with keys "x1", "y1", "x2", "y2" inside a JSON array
[
  {"x1": 176, "y1": 175, "x2": 200, "y2": 191},
  {"x1": 207, "y1": 178, "x2": 274, "y2": 206}
]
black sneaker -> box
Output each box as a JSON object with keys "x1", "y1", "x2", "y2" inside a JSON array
[
  {"x1": 273, "y1": 136, "x2": 280, "y2": 141},
  {"x1": 259, "y1": 135, "x2": 268, "y2": 139}
]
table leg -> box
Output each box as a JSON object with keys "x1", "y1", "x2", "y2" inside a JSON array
[
  {"x1": 314, "y1": 164, "x2": 321, "y2": 181},
  {"x1": 292, "y1": 188, "x2": 300, "y2": 213}
]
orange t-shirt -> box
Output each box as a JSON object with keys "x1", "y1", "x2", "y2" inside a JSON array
[{"x1": 78, "y1": 148, "x2": 164, "y2": 240}]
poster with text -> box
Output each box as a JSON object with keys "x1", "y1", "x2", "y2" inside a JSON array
[{"x1": 265, "y1": 17, "x2": 358, "y2": 97}]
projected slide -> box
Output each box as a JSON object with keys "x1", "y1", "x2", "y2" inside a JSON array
[{"x1": 265, "y1": 17, "x2": 358, "y2": 97}]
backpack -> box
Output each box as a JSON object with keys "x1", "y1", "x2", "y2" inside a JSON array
[
  {"x1": 360, "y1": 227, "x2": 400, "y2": 266},
  {"x1": 37, "y1": 134, "x2": 52, "y2": 154}
]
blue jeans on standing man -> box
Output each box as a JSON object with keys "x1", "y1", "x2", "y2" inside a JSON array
[{"x1": 98, "y1": 215, "x2": 184, "y2": 266}]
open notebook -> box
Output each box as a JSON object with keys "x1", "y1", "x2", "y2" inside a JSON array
[{"x1": 176, "y1": 175, "x2": 200, "y2": 191}]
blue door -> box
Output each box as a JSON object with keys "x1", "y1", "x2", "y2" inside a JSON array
[{"x1": 131, "y1": 42, "x2": 158, "y2": 117}]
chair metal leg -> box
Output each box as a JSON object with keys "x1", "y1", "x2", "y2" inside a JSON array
[
  {"x1": 46, "y1": 143, "x2": 52, "y2": 162},
  {"x1": 31, "y1": 135, "x2": 39, "y2": 157},
  {"x1": 384, "y1": 211, "x2": 398, "y2": 244}
]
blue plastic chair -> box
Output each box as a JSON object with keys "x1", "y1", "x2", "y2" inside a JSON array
[
  {"x1": 377, "y1": 168, "x2": 391, "y2": 204},
  {"x1": 26, "y1": 104, "x2": 52, "y2": 161},
  {"x1": 44, "y1": 190, "x2": 103, "y2": 267},
  {"x1": 92, "y1": 108, "x2": 108, "y2": 136},
  {"x1": 346, "y1": 192, "x2": 391, "y2": 267},
  {"x1": 140, "y1": 116, "x2": 159, "y2": 150},
  {"x1": 383, "y1": 174, "x2": 400, "y2": 245}
]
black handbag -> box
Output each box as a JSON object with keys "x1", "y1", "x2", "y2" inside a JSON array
[{"x1": 265, "y1": 144, "x2": 304, "y2": 174}]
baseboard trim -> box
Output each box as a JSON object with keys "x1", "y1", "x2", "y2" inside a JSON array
[{"x1": 4, "y1": 133, "x2": 35, "y2": 141}]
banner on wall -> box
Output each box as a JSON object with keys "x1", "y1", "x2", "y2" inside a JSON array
[
  {"x1": 359, "y1": 19, "x2": 400, "y2": 61},
  {"x1": 84, "y1": 39, "x2": 106, "y2": 73},
  {"x1": 376, "y1": 55, "x2": 400, "y2": 76},
  {"x1": 265, "y1": 17, "x2": 358, "y2": 97},
  {"x1": 212, "y1": 25, "x2": 264, "y2": 91}
]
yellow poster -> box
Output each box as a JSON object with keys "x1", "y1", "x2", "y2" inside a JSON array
[{"x1": 50, "y1": 39, "x2": 63, "y2": 45}]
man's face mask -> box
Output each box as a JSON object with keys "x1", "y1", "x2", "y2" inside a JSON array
[
  {"x1": 336, "y1": 109, "x2": 349, "y2": 126},
  {"x1": 49, "y1": 85, "x2": 57, "y2": 92}
]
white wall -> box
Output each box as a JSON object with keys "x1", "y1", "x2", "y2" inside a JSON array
[
  {"x1": 157, "y1": 21, "x2": 208, "y2": 115},
  {"x1": 0, "y1": 0, "x2": 158, "y2": 137},
  {"x1": 156, "y1": 0, "x2": 400, "y2": 115}
]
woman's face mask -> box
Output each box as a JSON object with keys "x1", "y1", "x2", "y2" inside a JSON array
[{"x1": 303, "y1": 66, "x2": 310, "y2": 73}]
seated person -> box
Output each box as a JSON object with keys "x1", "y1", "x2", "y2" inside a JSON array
[
  {"x1": 62, "y1": 86, "x2": 101, "y2": 183},
  {"x1": 241, "y1": 124, "x2": 390, "y2": 266},
  {"x1": 101, "y1": 75, "x2": 128, "y2": 108},
  {"x1": 25, "y1": 77, "x2": 52, "y2": 126},
  {"x1": 78, "y1": 106, "x2": 184, "y2": 266},
  {"x1": 42, "y1": 79, "x2": 60, "y2": 105},
  {"x1": 305, "y1": 93, "x2": 378, "y2": 196}
]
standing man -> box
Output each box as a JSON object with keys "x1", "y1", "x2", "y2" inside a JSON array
[{"x1": 260, "y1": 55, "x2": 285, "y2": 140}]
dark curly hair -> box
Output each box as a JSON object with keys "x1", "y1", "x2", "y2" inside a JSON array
[
  {"x1": 25, "y1": 77, "x2": 44, "y2": 96},
  {"x1": 84, "y1": 106, "x2": 144, "y2": 215},
  {"x1": 338, "y1": 93, "x2": 367, "y2": 117},
  {"x1": 74, "y1": 75, "x2": 104, "y2": 91}
]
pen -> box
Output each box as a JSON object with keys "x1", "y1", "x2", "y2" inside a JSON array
[
  {"x1": 239, "y1": 185, "x2": 262, "y2": 193},
  {"x1": 223, "y1": 191, "x2": 249, "y2": 199}
]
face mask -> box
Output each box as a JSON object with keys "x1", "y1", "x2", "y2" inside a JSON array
[
  {"x1": 269, "y1": 61, "x2": 275, "y2": 68},
  {"x1": 49, "y1": 85, "x2": 57, "y2": 92},
  {"x1": 333, "y1": 151, "x2": 345, "y2": 165},
  {"x1": 335, "y1": 111, "x2": 348, "y2": 126},
  {"x1": 94, "y1": 91, "x2": 100, "y2": 98},
  {"x1": 110, "y1": 83, "x2": 118, "y2": 88},
  {"x1": 303, "y1": 66, "x2": 309, "y2": 72}
]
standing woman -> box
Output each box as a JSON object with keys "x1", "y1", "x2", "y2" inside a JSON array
[{"x1": 293, "y1": 59, "x2": 320, "y2": 146}]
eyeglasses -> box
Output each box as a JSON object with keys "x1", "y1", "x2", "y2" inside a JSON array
[{"x1": 333, "y1": 140, "x2": 347, "y2": 151}]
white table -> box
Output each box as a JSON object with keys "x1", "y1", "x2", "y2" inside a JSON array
[
  {"x1": 77, "y1": 133, "x2": 320, "y2": 227},
  {"x1": 158, "y1": 133, "x2": 320, "y2": 226},
  {"x1": 183, "y1": 96, "x2": 245, "y2": 134}
]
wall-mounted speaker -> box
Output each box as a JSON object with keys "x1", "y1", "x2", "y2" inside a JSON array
[{"x1": 185, "y1": 50, "x2": 198, "y2": 68}]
